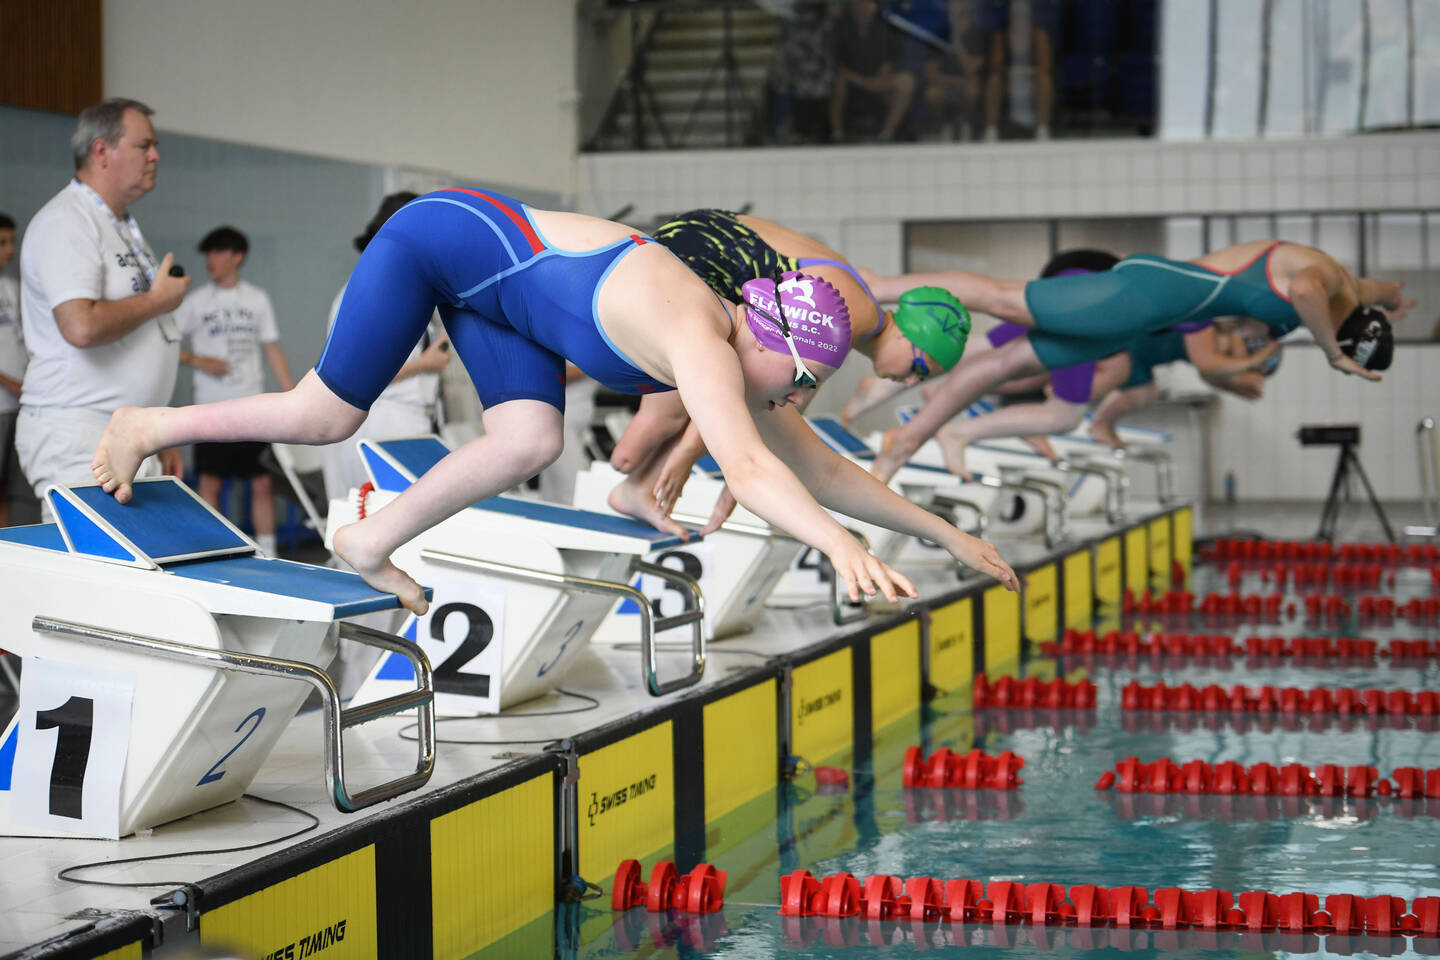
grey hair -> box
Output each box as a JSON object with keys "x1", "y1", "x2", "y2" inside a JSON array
[{"x1": 71, "y1": 98, "x2": 154, "y2": 170}]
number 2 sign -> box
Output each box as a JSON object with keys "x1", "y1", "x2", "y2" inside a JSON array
[{"x1": 10, "y1": 657, "x2": 134, "y2": 838}]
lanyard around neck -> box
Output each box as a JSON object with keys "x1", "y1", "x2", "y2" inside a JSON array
[{"x1": 73, "y1": 180, "x2": 158, "y2": 283}]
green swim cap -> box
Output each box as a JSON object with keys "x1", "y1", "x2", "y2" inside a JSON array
[{"x1": 892, "y1": 286, "x2": 971, "y2": 371}]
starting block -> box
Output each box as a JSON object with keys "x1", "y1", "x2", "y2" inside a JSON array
[
  {"x1": 337, "y1": 437, "x2": 706, "y2": 715},
  {"x1": 572, "y1": 463, "x2": 807, "y2": 638},
  {"x1": 0, "y1": 477, "x2": 435, "y2": 839},
  {"x1": 802, "y1": 418, "x2": 1072, "y2": 550}
]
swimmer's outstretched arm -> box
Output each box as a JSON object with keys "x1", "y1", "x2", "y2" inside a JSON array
[
  {"x1": 1291, "y1": 266, "x2": 1381, "y2": 381},
  {"x1": 757, "y1": 405, "x2": 1020, "y2": 591},
  {"x1": 1182, "y1": 328, "x2": 1281, "y2": 381},
  {"x1": 858, "y1": 268, "x2": 1032, "y2": 326},
  {"x1": 671, "y1": 339, "x2": 915, "y2": 603},
  {"x1": 1354, "y1": 277, "x2": 1414, "y2": 316}
]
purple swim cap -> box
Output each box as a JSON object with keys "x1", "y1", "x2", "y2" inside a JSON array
[{"x1": 741, "y1": 271, "x2": 852, "y2": 368}]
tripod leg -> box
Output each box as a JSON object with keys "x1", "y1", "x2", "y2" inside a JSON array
[
  {"x1": 1345, "y1": 447, "x2": 1397, "y2": 543},
  {"x1": 1317, "y1": 446, "x2": 1349, "y2": 541}
]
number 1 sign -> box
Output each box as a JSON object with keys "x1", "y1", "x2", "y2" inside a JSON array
[{"x1": 9, "y1": 657, "x2": 134, "y2": 838}]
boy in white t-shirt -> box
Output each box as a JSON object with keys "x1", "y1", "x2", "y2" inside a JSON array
[
  {"x1": 0, "y1": 213, "x2": 24, "y2": 527},
  {"x1": 176, "y1": 226, "x2": 293, "y2": 554}
]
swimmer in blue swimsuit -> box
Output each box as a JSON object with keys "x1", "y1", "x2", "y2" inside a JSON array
[
  {"x1": 93, "y1": 191, "x2": 1019, "y2": 610},
  {"x1": 864, "y1": 239, "x2": 1413, "y2": 482}
]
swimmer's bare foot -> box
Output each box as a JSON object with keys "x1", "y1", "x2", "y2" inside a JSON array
[
  {"x1": 1089, "y1": 420, "x2": 1126, "y2": 449},
  {"x1": 936, "y1": 424, "x2": 974, "y2": 479},
  {"x1": 608, "y1": 475, "x2": 690, "y2": 540},
  {"x1": 841, "y1": 376, "x2": 907, "y2": 428},
  {"x1": 1021, "y1": 435, "x2": 1060, "y2": 462},
  {"x1": 92, "y1": 406, "x2": 161, "y2": 503},
  {"x1": 333, "y1": 521, "x2": 429, "y2": 615},
  {"x1": 872, "y1": 427, "x2": 916, "y2": 483}
]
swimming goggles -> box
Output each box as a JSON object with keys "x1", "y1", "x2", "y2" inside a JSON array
[
  {"x1": 910, "y1": 345, "x2": 932, "y2": 382},
  {"x1": 750, "y1": 298, "x2": 818, "y2": 389}
]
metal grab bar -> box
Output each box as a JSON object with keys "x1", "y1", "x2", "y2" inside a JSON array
[
  {"x1": 1114, "y1": 446, "x2": 1175, "y2": 506},
  {"x1": 1057, "y1": 457, "x2": 1130, "y2": 525},
  {"x1": 669, "y1": 512, "x2": 797, "y2": 543},
  {"x1": 420, "y1": 548, "x2": 706, "y2": 697},
  {"x1": 32, "y1": 616, "x2": 436, "y2": 813},
  {"x1": 931, "y1": 492, "x2": 988, "y2": 537},
  {"x1": 1420, "y1": 418, "x2": 1439, "y2": 529},
  {"x1": 830, "y1": 527, "x2": 875, "y2": 626},
  {"x1": 1409, "y1": 417, "x2": 1440, "y2": 539},
  {"x1": 990, "y1": 468, "x2": 1069, "y2": 548}
]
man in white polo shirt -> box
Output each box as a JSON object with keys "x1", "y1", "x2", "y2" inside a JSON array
[{"x1": 16, "y1": 98, "x2": 188, "y2": 517}]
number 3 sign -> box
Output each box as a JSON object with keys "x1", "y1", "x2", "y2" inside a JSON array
[{"x1": 11, "y1": 657, "x2": 134, "y2": 838}]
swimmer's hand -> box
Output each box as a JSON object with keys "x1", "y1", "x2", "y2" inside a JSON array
[
  {"x1": 1244, "y1": 339, "x2": 1283, "y2": 371},
  {"x1": 652, "y1": 453, "x2": 693, "y2": 517},
  {"x1": 951, "y1": 532, "x2": 1021, "y2": 592},
  {"x1": 1327, "y1": 350, "x2": 1382, "y2": 382},
  {"x1": 148, "y1": 253, "x2": 190, "y2": 314},
  {"x1": 700, "y1": 484, "x2": 738, "y2": 536},
  {"x1": 828, "y1": 535, "x2": 917, "y2": 604},
  {"x1": 1379, "y1": 281, "x2": 1415, "y2": 314}
]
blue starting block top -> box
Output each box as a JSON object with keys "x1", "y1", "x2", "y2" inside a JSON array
[
  {"x1": 167, "y1": 556, "x2": 407, "y2": 617},
  {"x1": 0, "y1": 478, "x2": 417, "y2": 616},
  {"x1": 811, "y1": 418, "x2": 874, "y2": 459},
  {"x1": 47, "y1": 478, "x2": 253, "y2": 565},
  {"x1": 360, "y1": 437, "x2": 695, "y2": 550}
]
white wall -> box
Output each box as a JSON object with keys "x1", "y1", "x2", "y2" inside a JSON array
[
  {"x1": 577, "y1": 133, "x2": 1440, "y2": 498},
  {"x1": 105, "y1": 0, "x2": 579, "y2": 198}
]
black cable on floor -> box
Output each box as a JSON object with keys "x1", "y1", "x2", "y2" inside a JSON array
[
  {"x1": 56, "y1": 794, "x2": 319, "y2": 889},
  {"x1": 396, "y1": 688, "x2": 600, "y2": 745}
]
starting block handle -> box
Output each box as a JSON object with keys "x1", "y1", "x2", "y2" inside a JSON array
[
  {"x1": 831, "y1": 527, "x2": 872, "y2": 627},
  {"x1": 669, "y1": 511, "x2": 795, "y2": 542},
  {"x1": 419, "y1": 548, "x2": 707, "y2": 697},
  {"x1": 998, "y1": 470, "x2": 1069, "y2": 549},
  {"x1": 1059, "y1": 457, "x2": 1130, "y2": 525},
  {"x1": 1115, "y1": 446, "x2": 1175, "y2": 505},
  {"x1": 631, "y1": 559, "x2": 706, "y2": 691},
  {"x1": 31, "y1": 616, "x2": 436, "y2": 814},
  {"x1": 931, "y1": 492, "x2": 988, "y2": 538}
]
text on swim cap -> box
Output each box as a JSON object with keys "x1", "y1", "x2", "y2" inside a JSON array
[{"x1": 746, "y1": 288, "x2": 839, "y2": 330}]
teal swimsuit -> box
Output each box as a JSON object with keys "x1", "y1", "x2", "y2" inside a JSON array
[
  {"x1": 1023, "y1": 243, "x2": 1301, "y2": 370},
  {"x1": 1122, "y1": 330, "x2": 1191, "y2": 389}
]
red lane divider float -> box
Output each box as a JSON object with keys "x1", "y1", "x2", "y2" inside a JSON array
[
  {"x1": 612, "y1": 860, "x2": 727, "y2": 914},
  {"x1": 1122, "y1": 589, "x2": 1198, "y2": 616},
  {"x1": 1047, "y1": 631, "x2": 1436, "y2": 663},
  {"x1": 902, "y1": 746, "x2": 1025, "y2": 789},
  {"x1": 1204, "y1": 538, "x2": 1440, "y2": 566},
  {"x1": 1121, "y1": 681, "x2": 1440, "y2": 716},
  {"x1": 1095, "y1": 757, "x2": 1440, "y2": 798},
  {"x1": 972, "y1": 675, "x2": 1096, "y2": 710},
  {"x1": 776, "y1": 869, "x2": 1440, "y2": 935}
]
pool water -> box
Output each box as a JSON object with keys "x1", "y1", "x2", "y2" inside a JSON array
[{"x1": 516, "y1": 561, "x2": 1440, "y2": 959}]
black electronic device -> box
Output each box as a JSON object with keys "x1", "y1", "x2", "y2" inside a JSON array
[
  {"x1": 1299, "y1": 424, "x2": 1360, "y2": 446},
  {"x1": 168, "y1": 264, "x2": 186, "y2": 278}
]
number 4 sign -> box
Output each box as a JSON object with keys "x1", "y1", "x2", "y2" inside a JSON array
[{"x1": 10, "y1": 657, "x2": 134, "y2": 839}]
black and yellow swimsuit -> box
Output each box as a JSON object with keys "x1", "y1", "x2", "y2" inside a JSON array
[{"x1": 654, "y1": 209, "x2": 884, "y2": 339}]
